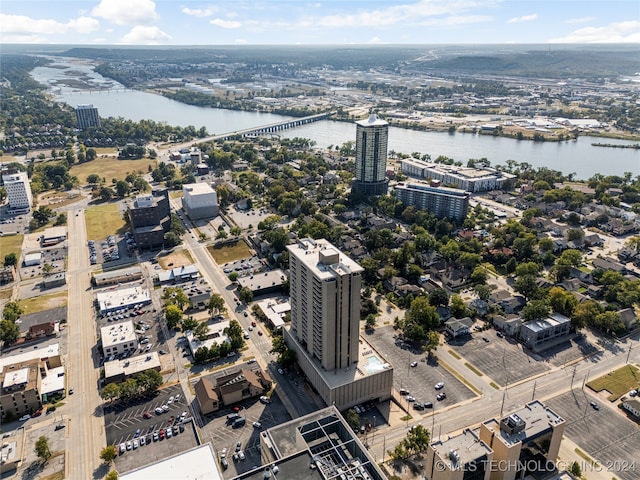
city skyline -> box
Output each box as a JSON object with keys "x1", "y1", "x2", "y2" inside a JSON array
[{"x1": 2, "y1": 0, "x2": 639, "y2": 46}]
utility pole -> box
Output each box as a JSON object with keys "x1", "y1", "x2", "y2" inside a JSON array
[
  {"x1": 499, "y1": 390, "x2": 506, "y2": 418},
  {"x1": 626, "y1": 344, "x2": 632, "y2": 363},
  {"x1": 582, "y1": 368, "x2": 591, "y2": 389},
  {"x1": 531, "y1": 381, "x2": 536, "y2": 401},
  {"x1": 570, "y1": 365, "x2": 577, "y2": 390}
]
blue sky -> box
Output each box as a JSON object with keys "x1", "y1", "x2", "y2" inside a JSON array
[{"x1": 1, "y1": 0, "x2": 639, "y2": 45}]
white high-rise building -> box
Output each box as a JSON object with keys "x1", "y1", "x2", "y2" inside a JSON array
[
  {"x1": 353, "y1": 114, "x2": 389, "y2": 195},
  {"x1": 2, "y1": 172, "x2": 32, "y2": 210},
  {"x1": 287, "y1": 238, "x2": 362, "y2": 371}
]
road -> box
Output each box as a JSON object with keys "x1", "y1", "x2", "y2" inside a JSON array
[
  {"x1": 66, "y1": 209, "x2": 105, "y2": 479},
  {"x1": 367, "y1": 332, "x2": 640, "y2": 465}
]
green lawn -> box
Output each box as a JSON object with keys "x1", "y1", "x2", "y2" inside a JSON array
[
  {"x1": 70, "y1": 156, "x2": 156, "y2": 185},
  {"x1": 207, "y1": 240, "x2": 252, "y2": 264},
  {"x1": 19, "y1": 292, "x2": 67, "y2": 315},
  {"x1": 0, "y1": 234, "x2": 23, "y2": 263},
  {"x1": 85, "y1": 202, "x2": 127, "y2": 239},
  {"x1": 587, "y1": 365, "x2": 640, "y2": 401}
]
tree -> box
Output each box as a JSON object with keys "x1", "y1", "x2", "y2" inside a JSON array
[
  {"x1": 547, "y1": 287, "x2": 578, "y2": 318},
  {"x1": 568, "y1": 461, "x2": 582, "y2": 478},
  {"x1": 33, "y1": 206, "x2": 53, "y2": 226},
  {"x1": 238, "y1": 286, "x2": 254, "y2": 303},
  {"x1": 2, "y1": 301, "x2": 22, "y2": 322},
  {"x1": 87, "y1": 173, "x2": 101, "y2": 184},
  {"x1": 3, "y1": 252, "x2": 17, "y2": 267},
  {"x1": 100, "y1": 383, "x2": 121, "y2": 402},
  {"x1": 228, "y1": 272, "x2": 239, "y2": 282},
  {"x1": 164, "y1": 231, "x2": 181, "y2": 247},
  {"x1": 344, "y1": 408, "x2": 361, "y2": 431},
  {"x1": 193, "y1": 321, "x2": 209, "y2": 340},
  {"x1": 515, "y1": 262, "x2": 541, "y2": 278},
  {"x1": 35, "y1": 436, "x2": 52, "y2": 463},
  {"x1": 181, "y1": 315, "x2": 199, "y2": 332},
  {"x1": 42, "y1": 263, "x2": 54, "y2": 276},
  {"x1": 514, "y1": 275, "x2": 540, "y2": 301},
  {"x1": 116, "y1": 180, "x2": 131, "y2": 197},
  {"x1": 162, "y1": 287, "x2": 189, "y2": 310},
  {"x1": 165, "y1": 304, "x2": 184, "y2": 329},
  {"x1": 522, "y1": 299, "x2": 550, "y2": 322},
  {"x1": 470, "y1": 266, "x2": 487, "y2": 285},
  {"x1": 401, "y1": 296, "x2": 440, "y2": 342},
  {"x1": 106, "y1": 471, "x2": 119, "y2": 480},
  {"x1": 207, "y1": 294, "x2": 226, "y2": 317},
  {"x1": 429, "y1": 289, "x2": 449, "y2": 307},
  {"x1": 100, "y1": 445, "x2": 117, "y2": 463},
  {"x1": 474, "y1": 284, "x2": 491, "y2": 301},
  {"x1": 572, "y1": 300, "x2": 603, "y2": 330},
  {"x1": 423, "y1": 331, "x2": 440, "y2": 356},
  {"x1": 100, "y1": 186, "x2": 114, "y2": 201},
  {"x1": 0, "y1": 319, "x2": 20, "y2": 346},
  {"x1": 86, "y1": 148, "x2": 97, "y2": 161}
]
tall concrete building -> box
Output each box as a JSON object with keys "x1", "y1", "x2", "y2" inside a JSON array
[
  {"x1": 128, "y1": 188, "x2": 171, "y2": 250},
  {"x1": 284, "y1": 238, "x2": 393, "y2": 409},
  {"x1": 2, "y1": 171, "x2": 33, "y2": 211},
  {"x1": 182, "y1": 183, "x2": 219, "y2": 220},
  {"x1": 395, "y1": 181, "x2": 470, "y2": 221},
  {"x1": 352, "y1": 114, "x2": 389, "y2": 196},
  {"x1": 75, "y1": 104, "x2": 101, "y2": 130}
]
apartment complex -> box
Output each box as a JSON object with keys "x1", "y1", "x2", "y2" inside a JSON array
[
  {"x1": 128, "y1": 188, "x2": 171, "y2": 250},
  {"x1": 400, "y1": 159, "x2": 514, "y2": 192},
  {"x1": 395, "y1": 182, "x2": 470, "y2": 220},
  {"x1": 182, "y1": 182, "x2": 219, "y2": 219},
  {"x1": 352, "y1": 114, "x2": 389, "y2": 196},
  {"x1": 75, "y1": 104, "x2": 101, "y2": 130},
  {"x1": 284, "y1": 238, "x2": 393, "y2": 409},
  {"x1": 2, "y1": 171, "x2": 33, "y2": 210}
]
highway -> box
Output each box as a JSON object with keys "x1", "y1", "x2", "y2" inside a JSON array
[{"x1": 66, "y1": 209, "x2": 105, "y2": 479}]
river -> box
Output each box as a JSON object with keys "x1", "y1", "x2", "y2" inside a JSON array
[{"x1": 31, "y1": 58, "x2": 639, "y2": 180}]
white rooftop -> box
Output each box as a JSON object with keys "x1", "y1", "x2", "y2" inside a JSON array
[
  {"x1": 356, "y1": 114, "x2": 388, "y2": 127},
  {"x1": 186, "y1": 320, "x2": 231, "y2": 354},
  {"x1": 288, "y1": 238, "x2": 363, "y2": 281},
  {"x1": 120, "y1": 444, "x2": 221, "y2": 480},
  {"x1": 0, "y1": 343, "x2": 60, "y2": 369},
  {"x1": 101, "y1": 320, "x2": 137, "y2": 348},
  {"x1": 104, "y1": 352, "x2": 161, "y2": 380},
  {"x1": 183, "y1": 183, "x2": 216, "y2": 195},
  {"x1": 41, "y1": 365, "x2": 66, "y2": 395},
  {"x1": 96, "y1": 285, "x2": 151, "y2": 313},
  {"x1": 257, "y1": 300, "x2": 290, "y2": 329},
  {"x1": 2, "y1": 367, "x2": 29, "y2": 388}
]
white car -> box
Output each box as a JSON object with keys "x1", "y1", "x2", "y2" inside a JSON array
[
  {"x1": 435, "y1": 382, "x2": 445, "y2": 390},
  {"x1": 161, "y1": 404, "x2": 169, "y2": 412},
  {"x1": 119, "y1": 443, "x2": 126, "y2": 454},
  {"x1": 133, "y1": 439, "x2": 138, "y2": 449},
  {"x1": 19, "y1": 414, "x2": 31, "y2": 421},
  {"x1": 253, "y1": 421, "x2": 262, "y2": 429}
]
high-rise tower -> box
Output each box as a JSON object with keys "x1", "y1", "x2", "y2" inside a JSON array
[
  {"x1": 352, "y1": 114, "x2": 389, "y2": 196},
  {"x1": 287, "y1": 238, "x2": 363, "y2": 371},
  {"x1": 75, "y1": 104, "x2": 101, "y2": 130}
]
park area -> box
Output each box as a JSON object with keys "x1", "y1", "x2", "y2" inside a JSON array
[
  {"x1": 587, "y1": 364, "x2": 640, "y2": 401},
  {"x1": 85, "y1": 202, "x2": 127, "y2": 239},
  {"x1": 207, "y1": 240, "x2": 252, "y2": 264},
  {"x1": 70, "y1": 155, "x2": 156, "y2": 186}
]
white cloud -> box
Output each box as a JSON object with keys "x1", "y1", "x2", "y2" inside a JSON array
[
  {"x1": 182, "y1": 6, "x2": 219, "y2": 17},
  {"x1": 565, "y1": 17, "x2": 594, "y2": 25},
  {"x1": 210, "y1": 18, "x2": 242, "y2": 29},
  {"x1": 367, "y1": 37, "x2": 383, "y2": 44},
  {"x1": 507, "y1": 14, "x2": 538, "y2": 24},
  {"x1": 0, "y1": 13, "x2": 100, "y2": 37},
  {"x1": 234, "y1": 38, "x2": 249, "y2": 44},
  {"x1": 92, "y1": 0, "x2": 158, "y2": 26},
  {"x1": 119, "y1": 25, "x2": 171, "y2": 44},
  {"x1": 549, "y1": 20, "x2": 640, "y2": 43}
]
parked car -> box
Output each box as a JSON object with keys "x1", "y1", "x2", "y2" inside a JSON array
[
  {"x1": 143, "y1": 412, "x2": 152, "y2": 419},
  {"x1": 238, "y1": 450, "x2": 245, "y2": 460},
  {"x1": 590, "y1": 401, "x2": 600, "y2": 410},
  {"x1": 437, "y1": 392, "x2": 447, "y2": 401},
  {"x1": 19, "y1": 414, "x2": 31, "y2": 421},
  {"x1": 253, "y1": 421, "x2": 262, "y2": 429},
  {"x1": 259, "y1": 396, "x2": 271, "y2": 404},
  {"x1": 55, "y1": 423, "x2": 65, "y2": 430},
  {"x1": 435, "y1": 382, "x2": 445, "y2": 390},
  {"x1": 410, "y1": 361, "x2": 418, "y2": 367}
]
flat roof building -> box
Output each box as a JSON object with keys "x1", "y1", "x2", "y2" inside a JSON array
[
  {"x1": 120, "y1": 444, "x2": 222, "y2": 480},
  {"x1": 239, "y1": 406, "x2": 387, "y2": 480},
  {"x1": 426, "y1": 429, "x2": 493, "y2": 480},
  {"x1": 100, "y1": 321, "x2": 138, "y2": 357},
  {"x1": 285, "y1": 238, "x2": 392, "y2": 409},
  {"x1": 155, "y1": 264, "x2": 199, "y2": 284},
  {"x1": 400, "y1": 159, "x2": 514, "y2": 192},
  {"x1": 182, "y1": 183, "x2": 219, "y2": 220},
  {"x1": 75, "y1": 104, "x2": 101, "y2": 130},
  {"x1": 128, "y1": 188, "x2": 171, "y2": 250},
  {"x1": 519, "y1": 313, "x2": 571, "y2": 352},
  {"x1": 93, "y1": 266, "x2": 143, "y2": 286},
  {"x1": 104, "y1": 352, "x2": 161, "y2": 383},
  {"x1": 96, "y1": 285, "x2": 151, "y2": 314},
  {"x1": 23, "y1": 252, "x2": 42, "y2": 267},
  {"x1": 2, "y1": 171, "x2": 32, "y2": 210},
  {"x1": 395, "y1": 182, "x2": 470, "y2": 221},
  {"x1": 185, "y1": 319, "x2": 231, "y2": 356},
  {"x1": 479, "y1": 400, "x2": 565, "y2": 480},
  {"x1": 236, "y1": 269, "x2": 287, "y2": 296},
  {"x1": 256, "y1": 299, "x2": 290, "y2": 330},
  {"x1": 41, "y1": 226, "x2": 67, "y2": 246}
]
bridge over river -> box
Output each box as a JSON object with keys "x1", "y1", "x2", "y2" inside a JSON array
[{"x1": 213, "y1": 111, "x2": 335, "y2": 140}]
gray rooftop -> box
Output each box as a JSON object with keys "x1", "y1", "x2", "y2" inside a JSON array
[{"x1": 431, "y1": 429, "x2": 492, "y2": 468}]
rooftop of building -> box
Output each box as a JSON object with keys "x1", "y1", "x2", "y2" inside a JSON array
[
  {"x1": 0, "y1": 343, "x2": 60, "y2": 370},
  {"x1": 355, "y1": 114, "x2": 388, "y2": 128},
  {"x1": 183, "y1": 182, "x2": 216, "y2": 195},
  {"x1": 520, "y1": 313, "x2": 570, "y2": 333},
  {"x1": 96, "y1": 285, "x2": 151, "y2": 312},
  {"x1": 397, "y1": 182, "x2": 470, "y2": 196},
  {"x1": 104, "y1": 352, "x2": 161, "y2": 379},
  {"x1": 431, "y1": 429, "x2": 492, "y2": 468},
  {"x1": 2, "y1": 366, "x2": 30, "y2": 388},
  {"x1": 237, "y1": 269, "x2": 287, "y2": 292},
  {"x1": 41, "y1": 365, "x2": 66, "y2": 395},
  {"x1": 186, "y1": 319, "x2": 230, "y2": 353},
  {"x1": 42, "y1": 226, "x2": 67, "y2": 239},
  {"x1": 93, "y1": 266, "x2": 143, "y2": 282},
  {"x1": 401, "y1": 158, "x2": 503, "y2": 179},
  {"x1": 256, "y1": 299, "x2": 290, "y2": 329},
  {"x1": 101, "y1": 320, "x2": 137, "y2": 348},
  {"x1": 120, "y1": 444, "x2": 221, "y2": 480},
  {"x1": 484, "y1": 400, "x2": 565, "y2": 448},
  {"x1": 287, "y1": 329, "x2": 392, "y2": 389},
  {"x1": 0, "y1": 428, "x2": 24, "y2": 467},
  {"x1": 258, "y1": 405, "x2": 386, "y2": 480},
  {"x1": 288, "y1": 238, "x2": 363, "y2": 279}
]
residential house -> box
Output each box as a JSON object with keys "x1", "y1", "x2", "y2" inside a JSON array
[
  {"x1": 445, "y1": 317, "x2": 473, "y2": 338},
  {"x1": 492, "y1": 315, "x2": 522, "y2": 337},
  {"x1": 561, "y1": 278, "x2": 582, "y2": 292},
  {"x1": 469, "y1": 298, "x2": 489, "y2": 317},
  {"x1": 618, "y1": 308, "x2": 638, "y2": 331},
  {"x1": 193, "y1": 377, "x2": 220, "y2": 415},
  {"x1": 593, "y1": 257, "x2": 626, "y2": 273},
  {"x1": 586, "y1": 285, "x2": 603, "y2": 299},
  {"x1": 28, "y1": 322, "x2": 56, "y2": 338},
  {"x1": 500, "y1": 295, "x2": 527, "y2": 314},
  {"x1": 384, "y1": 276, "x2": 408, "y2": 293}
]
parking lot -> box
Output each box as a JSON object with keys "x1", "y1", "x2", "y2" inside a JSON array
[
  {"x1": 104, "y1": 384, "x2": 190, "y2": 446},
  {"x1": 199, "y1": 391, "x2": 292, "y2": 478},
  {"x1": 538, "y1": 334, "x2": 600, "y2": 367},
  {"x1": 449, "y1": 329, "x2": 550, "y2": 386},
  {"x1": 545, "y1": 389, "x2": 640, "y2": 480},
  {"x1": 227, "y1": 206, "x2": 270, "y2": 230},
  {"x1": 222, "y1": 255, "x2": 266, "y2": 278},
  {"x1": 364, "y1": 326, "x2": 476, "y2": 412},
  {"x1": 20, "y1": 244, "x2": 68, "y2": 279}
]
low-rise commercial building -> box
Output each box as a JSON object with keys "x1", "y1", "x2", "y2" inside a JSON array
[
  {"x1": 519, "y1": 313, "x2": 571, "y2": 352},
  {"x1": 622, "y1": 398, "x2": 640, "y2": 418},
  {"x1": 194, "y1": 366, "x2": 272, "y2": 414},
  {"x1": 92, "y1": 266, "x2": 143, "y2": 287},
  {"x1": 236, "y1": 269, "x2": 287, "y2": 296},
  {"x1": 101, "y1": 321, "x2": 138, "y2": 357},
  {"x1": 185, "y1": 319, "x2": 230, "y2": 356},
  {"x1": 96, "y1": 286, "x2": 151, "y2": 314},
  {"x1": 426, "y1": 429, "x2": 493, "y2": 480},
  {"x1": 23, "y1": 252, "x2": 42, "y2": 267},
  {"x1": 104, "y1": 352, "x2": 161, "y2": 384},
  {"x1": 120, "y1": 444, "x2": 222, "y2": 480},
  {"x1": 479, "y1": 400, "x2": 565, "y2": 480},
  {"x1": 41, "y1": 226, "x2": 67, "y2": 247},
  {"x1": 0, "y1": 429, "x2": 24, "y2": 474},
  {"x1": 400, "y1": 159, "x2": 514, "y2": 192},
  {"x1": 155, "y1": 264, "x2": 199, "y2": 284}
]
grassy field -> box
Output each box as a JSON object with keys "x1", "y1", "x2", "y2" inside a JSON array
[
  {"x1": 85, "y1": 202, "x2": 127, "y2": 239},
  {"x1": 0, "y1": 234, "x2": 23, "y2": 262},
  {"x1": 207, "y1": 240, "x2": 252, "y2": 264},
  {"x1": 19, "y1": 291, "x2": 67, "y2": 315},
  {"x1": 38, "y1": 191, "x2": 83, "y2": 209},
  {"x1": 587, "y1": 364, "x2": 640, "y2": 401},
  {"x1": 169, "y1": 190, "x2": 184, "y2": 199},
  {"x1": 158, "y1": 250, "x2": 194, "y2": 269},
  {"x1": 70, "y1": 156, "x2": 156, "y2": 185}
]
